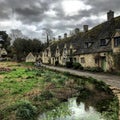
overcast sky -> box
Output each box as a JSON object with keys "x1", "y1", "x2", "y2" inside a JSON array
[{"x1": 0, "y1": 0, "x2": 120, "y2": 42}]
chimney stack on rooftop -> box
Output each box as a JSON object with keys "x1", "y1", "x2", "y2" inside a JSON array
[
  {"x1": 58, "y1": 35, "x2": 61, "y2": 40},
  {"x1": 53, "y1": 37, "x2": 56, "y2": 41},
  {"x1": 75, "y1": 28, "x2": 80, "y2": 34},
  {"x1": 107, "y1": 10, "x2": 114, "y2": 21},
  {"x1": 83, "y1": 25, "x2": 89, "y2": 32},
  {"x1": 64, "y1": 33, "x2": 67, "y2": 38}
]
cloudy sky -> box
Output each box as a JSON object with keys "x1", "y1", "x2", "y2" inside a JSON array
[{"x1": 0, "y1": 0, "x2": 120, "y2": 42}]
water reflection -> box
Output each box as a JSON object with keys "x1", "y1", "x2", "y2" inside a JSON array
[{"x1": 38, "y1": 98, "x2": 106, "y2": 120}]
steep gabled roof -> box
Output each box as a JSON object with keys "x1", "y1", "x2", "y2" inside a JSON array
[
  {"x1": 0, "y1": 48, "x2": 7, "y2": 55},
  {"x1": 48, "y1": 15, "x2": 120, "y2": 56},
  {"x1": 26, "y1": 52, "x2": 35, "y2": 59}
]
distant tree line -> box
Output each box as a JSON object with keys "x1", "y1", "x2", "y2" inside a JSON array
[
  {"x1": 11, "y1": 38, "x2": 45, "y2": 61},
  {"x1": 0, "y1": 31, "x2": 11, "y2": 49}
]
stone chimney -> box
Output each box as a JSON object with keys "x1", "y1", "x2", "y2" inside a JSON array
[
  {"x1": 64, "y1": 33, "x2": 67, "y2": 38},
  {"x1": 75, "y1": 28, "x2": 80, "y2": 34},
  {"x1": 107, "y1": 10, "x2": 114, "y2": 21},
  {"x1": 83, "y1": 25, "x2": 88, "y2": 32},
  {"x1": 58, "y1": 35, "x2": 61, "y2": 40},
  {"x1": 53, "y1": 37, "x2": 56, "y2": 41}
]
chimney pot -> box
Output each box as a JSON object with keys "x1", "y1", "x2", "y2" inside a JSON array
[
  {"x1": 83, "y1": 25, "x2": 88, "y2": 32},
  {"x1": 64, "y1": 33, "x2": 67, "y2": 38},
  {"x1": 107, "y1": 10, "x2": 114, "y2": 21},
  {"x1": 75, "y1": 28, "x2": 80, "y2": 34},
  {"x1": 58, "y1": 35, "x2": 61, "y2": 40}
]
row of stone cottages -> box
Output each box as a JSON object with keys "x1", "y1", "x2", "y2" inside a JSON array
[{"x1": 26, "y1": 10, "x2": 120, "y2": 72}]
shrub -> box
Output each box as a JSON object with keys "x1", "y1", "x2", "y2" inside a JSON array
[
  {"x1": 84, "y1": 67, "x2": 103, "y2": 72},
  {"x1": 16, "y1": 101, "x2": 37, "y2": 120},
  {"x1": 40, "y1": 90, "x2": 53, "y2": 99},
  {"x1": 45, "y1": 76, "x2": 51, "y2": 82},
  {"x1": 35, "y1": 72, "x2": 41, "y2": 77},
  {"x1": 113, "y1": 53, "x2": 120, "y2": 70},
  {"x1": 66, "y1": 61, "x2": 73, "y2": 68},
  {"x1": 77, "y1": 88, "x2": 93, "y2": 101},
  {"x1": 34, "y1": 90, "x2": 53, "y2": 101},
  {"x1": 58, "y1": 78, "x2": 66, "y2": 85},
  {"x1": 73, "y1": 62, "x2": 83, "y2": 70}
]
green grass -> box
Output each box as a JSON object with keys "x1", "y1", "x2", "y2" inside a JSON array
[{"x1": 0, "y1": 62, "x2": 119, "y2": 120}]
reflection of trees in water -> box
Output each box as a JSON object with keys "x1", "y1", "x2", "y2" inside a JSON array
[
  {"x1": 76, "y1": 88, "x2": 114, "y2": 113},
  {"x1": 40, "y1": 102, "x2": 71, "y2": 120}
]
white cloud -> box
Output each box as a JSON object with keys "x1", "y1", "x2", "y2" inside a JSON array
[
  {"x1": 62, "y1": 0, "x2": 92, "y2": 16},
  {"x1": 44, "y1": 9, "x2": 57, "y2": 17}
]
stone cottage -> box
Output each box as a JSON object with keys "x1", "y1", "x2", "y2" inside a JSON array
[{"x1": 26, "y1": 52, "x2": 36, "y2": 62}]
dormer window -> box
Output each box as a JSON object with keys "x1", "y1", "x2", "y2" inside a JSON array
[
  {"x1": 64, "y1": 48, "x2": 67, "y2": 51},
  {"x1": 100, "y1": 39, "x2": 106, "y2": 46},
  {"x1": 114, "y1": 37, "x2": 120, "y2": 47},
  {"x1": 100, "y1": 39, "x2": 110, "y2": 46},
  {"x1": 0, "y1": 36, "x2": 4, "y2": 42},
  {"x1": 85, "y1": 42, "x2": 93, "y2": 48}
]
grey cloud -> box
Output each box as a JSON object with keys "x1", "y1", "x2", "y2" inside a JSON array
[
  {"x1": 85, "y1": 0, "x2": 120, "y2": 13},
  {"x1": 0, "y1": 0, "x2": 120, "y2": 41}
]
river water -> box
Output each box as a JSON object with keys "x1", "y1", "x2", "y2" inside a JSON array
[{"x1": 38, "y1": 97, "x2": 106, "y2": 120}]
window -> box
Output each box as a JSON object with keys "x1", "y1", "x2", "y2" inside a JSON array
[
  {"x1": 85, "y1": 42, "x2": 92, "y2": 48},
  {"x1": 114, "y1": 37, "x2": 120, "y2": 47},
  {"x1": 100, "y1": 39, "x2": 106, "y2": 46},
  {"x1": 64, "y1": 48, "x2": 67, "y2": 50},
  {"x1": 81, "y1": 57, "x2": 85, "y2": 63},
  {"x1": 100, "y1": 38, "x2": 110, "y2": 46},
  {"x1": 95, "y1": 58, "x2": 98, "y2": 64},
  {"x1": 74, "y1": 58, "x2": 77, "y2": 62}
]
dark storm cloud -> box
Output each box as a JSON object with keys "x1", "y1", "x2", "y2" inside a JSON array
[
  {"x1": 85, "y1": 0, "x2": 120, "y2": 12},
  {"x1": 0, "y1": 0, "x2": 120, "y2": 39},
  {"x1": 0, "y1": 1, "x2": 11, "y2": 20}
]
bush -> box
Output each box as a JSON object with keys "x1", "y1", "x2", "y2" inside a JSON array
[
  {"x1": 84, "y1": 67, "x2": 103, "y2": 72},
  {"x1": 77, "y1": 88, "x2": 93, "y2": 101},
  {"x1": 16, "y1": 101, "x2": 37, "y2": 120},
  {"x1": 34, "y1": 90, "x2": 53, "y2": 101},
  {"x1": 73, "y1": 62, "x2": 83, "y2": 70},
  {"x1": 66, "y1": 61, "x2": 73, "y2": 68},
  {"x1": 40, "y1": 91, "x2": 53, "y2": 99}
]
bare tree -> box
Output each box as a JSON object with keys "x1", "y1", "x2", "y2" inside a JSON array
[{"x1": 42, "y1": 28, "x2": 53, "y2": 46}]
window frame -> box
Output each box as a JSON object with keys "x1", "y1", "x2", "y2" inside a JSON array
[
  {"x1": 81, "y1": 57, "x2": 85, "y2": 63},
  {"x1": 114, "y1": 37, "x2": 120, "y2": 47},
  {"x1": 100, "y1": 39, "x2": 106, "y2": 46}
]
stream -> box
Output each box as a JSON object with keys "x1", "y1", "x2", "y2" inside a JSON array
[{"x1": 38, "y1": 97, "x2": 106, "y2": 120}]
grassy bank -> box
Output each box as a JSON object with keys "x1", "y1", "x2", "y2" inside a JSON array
[{"x1": 0, "y1": 62, "x2": 119, "y2": 120}]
